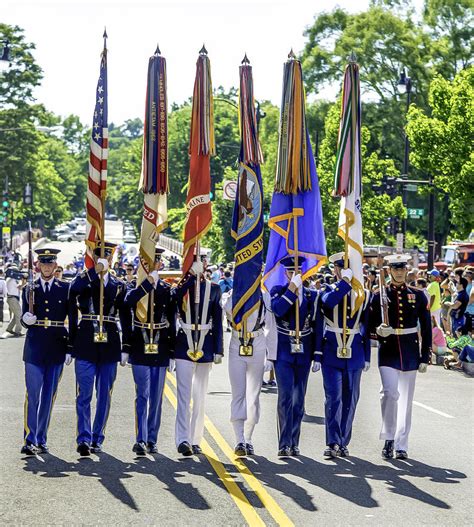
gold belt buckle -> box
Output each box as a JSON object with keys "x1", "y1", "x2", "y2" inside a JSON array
[
  {"x1": 337, "y1": 347, "x2": 352, "y2": 359},
  {"x1": 144, "y1": 343, "x2": 158, "y2": 354},
  {"x1": 291, "y1": 342, "x2": 304, "y2": 354},
  {"x1": 187, "y1": 349, "x2": 204, "y2": 361},
  {"x1": 94, "y1": 331, "x2": 108, "y2": 343},
  {"x1": 44, "y1": 319, "x2": 51, "y2": 328},
  {"x1": 239, "y1": 344, "x2": 253, "y2": 357}
]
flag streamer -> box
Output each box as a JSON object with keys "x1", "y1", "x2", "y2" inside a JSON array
[
  {"x1": 182, "y1": 51, "x2": 215, "y2": 275},
  {"x1": 137, "y1": 50, "x2": 168, "y2": 322},
  {"x1": 85, "y1": 39, "x2": 108, "y2": 269},
  {"x1": 334, "y1": 61, "x2": 364, "y2": 315},
  {"x1": 274, "y1": 55, "x2": 311, "y2": 194},
  {"x1": 231, "y1": 60, "x2": 264, "y2": 330}
]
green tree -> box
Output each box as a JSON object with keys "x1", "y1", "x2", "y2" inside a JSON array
[{"x1": 406, "y1": 67, "x2": 474, "y2": 238}]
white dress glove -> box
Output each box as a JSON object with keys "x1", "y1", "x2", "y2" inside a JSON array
[
  {"x1": 120, "y1": 352, "x2": 129, "y2": 367},
  {"x1": 264, "y1": 360, "x2": 274, "y2": 373},
  {"x1": 363, "y1": 361, "x2": 370, "y2": 372},
  {"x1": 168, "y1": 358, "x2": 176, "y2": 373},
  {"x1": 97, "y1": 258, "x2": 109, "y2": 272},
  {"x1": 213, "y1": 354, "x2": 223, "y2": 365},
  {"x1": 64, "y1": 354, "x2": 72, "y2": 366},
  {"x1": 191, "y1": 261, "x2": 204, "y2": 276},
  {"x1": 22, "y1": 312, "x2": 37, "y2": 326},
  {"x1": 149, "y1": 270, "x2": 160, "y2": 284},
  {"x1": 290, "y1": 273, "x2": 303, "y2": 289},
  {"x1": 340, "y1": 268, "x2": 353, "y2": 282},
  {"x1": 312, "y1": 361, "x2": 321, "y2": 373},
  {"x1": 418, "y1": 363, "x2": 428, "y2": 373},
  {"x1": 376, "y1": 324, "x2": 394, "y2": 338}
]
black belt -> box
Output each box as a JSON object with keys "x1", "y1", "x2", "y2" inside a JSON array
[{"x1": 7, "y1": 295, "x2": 19, "y2": 299}]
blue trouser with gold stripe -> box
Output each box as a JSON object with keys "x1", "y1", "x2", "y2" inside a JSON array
[
  {"x1": 322, "y1": 365, "x2": 362, "y2": 447},
  {"x1": 24, "y1": 362, "x2": 63, "y2": 446},
  {"x1": 132, "y1": 365, "x2": 167, "y2": 445},
  {"x1": 75, "y1": 359, "x2": 117, "y2": 445}
]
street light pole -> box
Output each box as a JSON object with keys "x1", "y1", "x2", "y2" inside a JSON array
[{"x1": 398, "y1": 69, "x2": 413, "y2": 244}]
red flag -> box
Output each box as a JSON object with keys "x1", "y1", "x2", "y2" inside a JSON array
[{"x1": 181, "y1": 50, "x2": 215, "y2": 275}]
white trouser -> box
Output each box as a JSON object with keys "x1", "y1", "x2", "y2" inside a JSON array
[
  {"x1": 379, "y1": 366, "x2": 417, "y2": 452},
  {"x1": 431, "y1": 308, "x2": 441, "y2": 325},
  {"x1": 228, "y1": 338, "x2": 266, "y2": 445},
  {"x1": 175, "y1": 359, "x2": 212, "y2": 447}
]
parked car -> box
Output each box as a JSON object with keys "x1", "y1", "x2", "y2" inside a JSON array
[
  {"x1": 58, "y1": 231, "x2": 85, "y2": 242},
  {"x1": 52, "y1": 225, "x2": 72, "y2": 240},
  {"x1": 123, "y1": 233, "x2": 137, "y2": 243}
]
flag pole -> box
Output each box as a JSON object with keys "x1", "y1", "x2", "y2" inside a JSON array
[
  {"x1": 97, "y1": 29, "x2": 108, "y2": 343},
  {"x1": 194, "y1": 235, "x2": 201, "y2": 351},
  {"x1": 293, "y1": 216, "x2": 300, "y2": 346}
]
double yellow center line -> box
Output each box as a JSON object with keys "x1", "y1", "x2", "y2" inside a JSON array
[{"x1": 164, "y1": 373, "x2": 294, "y2": 527}]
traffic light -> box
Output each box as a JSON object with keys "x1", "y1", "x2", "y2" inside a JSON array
[
  {"x1": 1, "y1": 190, "x2": 9, "y2": 224},
  {"x1": 210, "y1": 177, "x2": 216, "y2": 201}
]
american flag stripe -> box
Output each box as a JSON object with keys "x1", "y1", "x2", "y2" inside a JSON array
[{"x1": 85, "y1": 42, "x2": 108, "y2": 269}]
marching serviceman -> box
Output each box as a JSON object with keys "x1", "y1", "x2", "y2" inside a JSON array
[
  {"x1": 69, "y1": 242, "x2": 126, "y2": 457},
  {"x1": 270, "y1": 256, "x2": 322, "y2": 457},
  {"x1": 122, "y1": 247, "x2": 176, "y2": 456},
  {"x1": 173, "y1": 255, "x2": 223, "y2": 456},
  {"x1": 370, "y1": 254, "x2": 432, "y2": 460},
  {"x1": 317, "y1": 253, "x2": 371, "y2": 459},
  {"x1": 222, "y1": 289, "x2": 277, "y2": 456},
  {"x1": 20, "y1": 248, "x2": 71, "y2": 455}
]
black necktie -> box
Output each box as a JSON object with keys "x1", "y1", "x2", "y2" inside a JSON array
[{"x1": 45, "y1": 282, "x2": 50, "y2": 294}]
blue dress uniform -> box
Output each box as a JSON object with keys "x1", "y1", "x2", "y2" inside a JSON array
[
  {"x1": 21, "y1": 248, "x2": 70, "y2": 455},
  {"x1": 123, "y1": 271, "x2": 176, "y2": 455},
  {"x1": 68, "y1": 244, "x2": 126, "y2": 456},
  {"x1": 173, "y1": 271, "x2": 223, "y2": 455},
  {"x1": 271, "y1": 269, "x2": 322, "y2": 456},
  {"x1": 370, "y1": 254, "x2": 432, "y2": 459},
  {"x1": 317, "y1": 266, "x2": 371, "y2": 457}
]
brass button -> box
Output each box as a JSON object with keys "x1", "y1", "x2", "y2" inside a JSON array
[
  {"x1": 400, "y1": 324, "x2": 404, "y2": 328},
  {"x1": 45, "y1": 308, "x2": 50, "y2": 312},
  {"x1": 399, "y1": 310, "x2": 403, "y2": 314},
  {"x1": 399, "y1": 316, "x2": 403, "y2": 320},
  {"x1": 45, "y1": 300, "x2": 49, "y2": 304}
]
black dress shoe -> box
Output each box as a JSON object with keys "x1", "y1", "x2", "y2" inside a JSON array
[
  {"x1": 395, "y1": 450, "x2": 408, "y2": 459},
  {"x1": 132, "y1": 442, "x2": 147, "y2": 456},
  {"x1": 234, "y1": 443, "x2": 247, "y2": 456},
  {"x1": 245, "y1": 443, "x2": 255, "y2": 456},
  {"x1": 382, "y1": 440, "x2": 394, "y2": 459},
  {"x1": 323, "y1": 444, "x2": 340, "y2": 459},
  {"x1": 192, "y1": 444, "x2": 203, "y2": 455},
  {"x1": 90, "y1": 443, "x2": 102, "y2": 453},
  {"x1": 77, "y1": 442, "x2": 91, "y2": 457},
  {"x1": 147, "y1": 442, "x2": 158, "y2": 454},
  {"x1": 21, "y1": 443, "x2": 37, "y2": 456},
  {"x1": 290, "y1": 446, "x2": 300, "y2": 456},
  {"x1": 278, "y1": 446, "x2": 291, "y2": 457},
  {"x1": 340, "y1": 446, "x2": 349, "y2": 457},
  {"x1": 177, "y1": 441, "x2": 193, "y2": 456},
  {"x1": 37, "y1": 444, "x2": 49, "y2": 454}
]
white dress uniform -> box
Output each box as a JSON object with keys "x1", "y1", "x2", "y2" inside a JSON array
[{"x1": 222, "y1": 291, "x2": 277, "y2": 448}]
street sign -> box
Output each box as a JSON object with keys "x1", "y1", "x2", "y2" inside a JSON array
[
  {"x1": 396, "y1": 233, "x2": 404, "y2": 252},
  {"x1": 407, "y1": 208, "x2": 424, "y2": 218},
  {"x1": 2, "y1": 226, "x2": 10, "y2": 235},
  {"x1": 405, "y1": 184, "x2": 418, "y2": 192},
  {"x1": 223, "y1": 180, "x2": 237, "y2": 200}
]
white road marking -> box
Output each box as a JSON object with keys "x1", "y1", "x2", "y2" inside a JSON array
[{"x1": 413, "y1": 401, "x2": 455, "y2": 418}]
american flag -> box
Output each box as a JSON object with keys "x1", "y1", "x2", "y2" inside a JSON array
[{"x1": 85, "y1": 33, "x2": 108, "y2": 269}]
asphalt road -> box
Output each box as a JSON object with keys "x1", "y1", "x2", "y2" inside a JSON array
[{"x1": 0, "y1": 327, "x2": 472, "y2": 526}]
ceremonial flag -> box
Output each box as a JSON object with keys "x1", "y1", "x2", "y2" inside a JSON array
[
  {"x1": 334, "y1": 59, "x2": 364, "y2": 314},
  {"x1": 231, "y1": 56, "x2": 264, "y2": 330},
  {"x1": 263, "y1": 53, "x2": 326, "y2": 292},
  {"x1": 181, "y1": 48, "x2": 215, "y2": 275},
  {"x1": 136, "y1": 46, "x2": 168, "y2": 322},
  {"x1": 85, "y1": 32, "x2": 108, "y2": 269}
]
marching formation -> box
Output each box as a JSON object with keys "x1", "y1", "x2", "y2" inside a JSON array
[{"x1": 19, "y1": 37, "x2": 432, "y2": 463}]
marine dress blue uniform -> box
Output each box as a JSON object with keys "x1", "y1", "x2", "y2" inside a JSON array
[
  {"x1": 317, "y1": 275, "x2": 371, "y2": 456},
  {"x1": 173, "y1": 271, "x2": 223, "y2": 455},
  {"x1": 123, "y1": 274, "x2": 176, "y2": 454},
  {"x1": 21, "y1": 248, "x2": 70, "y2": 454},
  {"x1": 270, "y1": 276, "x2": 322, "y2": 456},
  {"x1": 68, "y1": 248, "x2": 126, "y2": 455}
]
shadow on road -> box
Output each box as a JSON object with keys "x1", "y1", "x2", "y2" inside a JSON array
[
  {"x1": 243, "y1": 454, "x2": 466, "y2": 511},
  {"x1": 22, "y1": 452, "x2": 225, "y2": 512}
]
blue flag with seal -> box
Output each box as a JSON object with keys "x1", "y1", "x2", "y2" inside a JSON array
[
  {"x1": 263, "y1": 53, "x2": 326, "y2": 292},
  {"x1": 231, "y1": 56, "x2": 264, "y2": 330}
]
